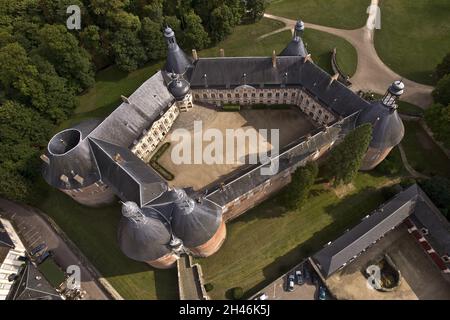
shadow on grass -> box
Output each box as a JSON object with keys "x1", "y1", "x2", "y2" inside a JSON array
[{"x1": 241, "y1": 186, "x2": 381, "y2": 299}]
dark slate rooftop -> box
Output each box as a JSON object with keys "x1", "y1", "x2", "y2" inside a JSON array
[
  {"x1": 356, "y1": 100, "x2": 405, "y2": 149},
  {"x1": 8, "y1": 262, "x2": 62, "y2": 300},
  {"x1": 312, "y1": 184, "x2": 450, "y2": 278},
  {"x1": 88, "y1": 71, "x2": 175, "y2": 149},
  {"x1": 0, "y1": 219, "x2": 14, "y2": 249},
  {"x1": 89, "y1": 138, "x2": 167, "y2": 207},
  {"x1": 189, "y1": 57, "x2": 371, "y2": 117}
]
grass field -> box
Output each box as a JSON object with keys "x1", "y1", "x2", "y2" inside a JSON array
[
  {"x1": 267, "y1": 0, "x2": 370, "y2": 29},
  {"x1": 35, "y1": 180, "x2": 178, "y2": 300},
  {"x1": 196, "y1": 172, "x2": 397, "y2": 299},
  {"x1": 374, "y1": 0, "x2": 450, "y2": 85},
  {"x1": 303, "y1": 29, "x2": 357, "y2": 77},
  {"x1": 402, "y1": 121, "x2": 450, "y2": 178}
]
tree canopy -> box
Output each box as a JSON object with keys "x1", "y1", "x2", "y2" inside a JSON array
[
  {"x1": 284, "y1": 162, "x2": 318, "y2": 210},
  {"x1": 323, "y1": 124, "x2": 373, "y2": 186}
]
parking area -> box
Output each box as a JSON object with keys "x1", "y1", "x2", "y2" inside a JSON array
[{"x1": 252, "y1": 261, "x2": 330, "y2": 300}]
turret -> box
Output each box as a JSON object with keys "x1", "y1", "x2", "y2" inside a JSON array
[
  {"x1": 117, "y1": 201, "x2": 178, "y2": 269},
  {"x1": 170, "y1": 189, "x2": 226, "y2": 257},
  {"x1": 163, "y1": 26, "x2": 193, "y2": 75},
  {"x1": 280, "y1": 20, "x2": 307, "y2": 57},
  {"x1": 167, "y1": 73, "x2": 191, "y2": 101},
  {"x1": 41, "y1": 120, "x2": 115, "y2": 207},
  {"x1": 358, "y1": 80, "x2": 405, "y2": 170}
]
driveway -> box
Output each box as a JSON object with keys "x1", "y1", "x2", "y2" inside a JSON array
[
  {"x1": 0, "y1": 198, "x2": 110, "y2": 300},
  {"x1": 263, "y1": 0, "x2": 433, "y2": 109}
]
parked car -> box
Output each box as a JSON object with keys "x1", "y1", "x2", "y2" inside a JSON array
[
  {"x1": 254, "y1": 293, "x2": 268, "y2": 300},
  {"x1": 295, "y1": 270, "x2": 304, "y2": 285},
  {"x1": 30, "y1": 243, "x2": 46, "y2": 256},
  {"x1": 36, "y1": 250, "x2": 53, "y2": 265},
  {"x1": 286, "y1": 274, "x2": 295, "y2": 292},
  {"x1": 318, "y1": 285, "x2": 328, "y2": 300}
]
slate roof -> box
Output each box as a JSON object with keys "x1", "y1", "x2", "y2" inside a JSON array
[
  {"x1": 89, "y1": 138, "x2": 167, "y2": 207},
  {"x1": 7, "y1": 262, "x2": 62, "y2": 300},
  {"x1": 312, "y1": 184, "x2": 450, "y2": 278},
  {"x1": 357, "y1": 100, "x2": 405, "y2": 149},
  {"x1": 189, "y1": 57, "x2": 371, "y2": 117},
  {"x1": 0, "y1": 219, "x2": 14, "y2": 249},
  {"x1": 88, "y1": 71, "x2": 175, "y2": 148}
]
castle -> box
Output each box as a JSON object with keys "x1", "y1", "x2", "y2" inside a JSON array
[{"x1": 41, "y1": 21, "x2": 405, "y2": 268}]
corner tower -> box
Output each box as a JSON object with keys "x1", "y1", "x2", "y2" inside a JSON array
[
  {"x1": 163, "y1": 26, "x2": 193, "y2": 75},
  {"x1": 358, "y1": 80, "x2": 405, "y2": 170},
  {"x1": 280, "y1": 20, "x2": 308, "y2": 57}
]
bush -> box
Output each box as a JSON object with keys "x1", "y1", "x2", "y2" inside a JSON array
[
  {"x1": 222, "y1": 104, "x2": 241, "y2": 111},
  {"x1": 231, "y1": 287, "x2": 244, "y2": 300},
  {"x1": 204, "y1": 283, "x2": 214, "y2": 292},
  {"x1": 400, "y1": 178, "x2": 416, "y2": 189},
  {"x1": 420, "y1": 177, "x2": 450, "y2": 219}
]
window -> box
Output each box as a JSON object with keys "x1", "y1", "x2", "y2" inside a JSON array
[
  {"x1": 211, "y1": 93, "x2": 216, "y2": 98},
  {"x1": 292, "y1": 92, "x2": 296, "y2": 97},
  {"x1": 275, "y1": 92, "x2": 280, "y2": 97},
  {"x1": 268, "y1": 92, "x2": 272, "y2": 97},
  {"x1": 219, "y1": 93, "x2": 223, "y2": 98},
  {"x1": 194, "y1": 94, "x2": 199, "y2": 99},
  {"x1": 235, "y1": 93, "x2": 239, "y2": 98},
  {"x1": 243, "y1": 93, "x2": 248, "y2": 98},
  {"x1": 227, "y1": 93, "x2": 231, "y2": 98},
  {"x1": 203, "y1": 94, "x2": 207, "y2": 98},
  {"x1": 251, "y1": 93, "x2": 256, "y2": 97},
  {"x1": 259, "y1": 93, "x2": 264, "y2": 97},
  {"x1": 284, "y1": 92, "x2": 288, "y2": 97}
]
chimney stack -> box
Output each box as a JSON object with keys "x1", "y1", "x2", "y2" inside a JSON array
[
  {"x1": 219, "y1": 48, "x2": 225, "y2": 57},
  {"x1": 121, "y1": 95, "x2": 130, "y2": 104},
  {"x1": 329, "y1": 73, "x2": 339, "y2": 86},
  {"x1": 303, "y1": 54, "x2": 312, "y2": 63},
  {"x1": 272, "y1": 50, "x2": 277, "y2": 68},
  {"x1": 192, "y1": 49, "x2": 198, "y2": 61},
  {"x1": 40, "y1": 154, "x2": 50, "y2": 164}
]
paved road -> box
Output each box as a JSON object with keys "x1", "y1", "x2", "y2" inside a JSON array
[
  {"x1": 398, "y1": 144, "x2": 429, "y2": 179},
  {"x1": 263, "y1": 0, "x2": 433, "y2": 109},
  {"x1": 0, "y1": 198, "x2": 110, "y2": 300}
]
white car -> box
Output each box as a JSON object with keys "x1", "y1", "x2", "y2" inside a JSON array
[{"x1": 254, "y1": 293, "x2": 268, "y2": 300}]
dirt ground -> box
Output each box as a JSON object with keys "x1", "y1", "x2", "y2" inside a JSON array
[
  {"x1": 157, "y1": 104, "x2": 316, "y2": 190},
  {"x1": 326, "y1": 224, "x2": 450, "y2": 300}
]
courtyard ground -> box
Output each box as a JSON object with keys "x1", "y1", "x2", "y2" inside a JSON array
[
  {"x1": 326, "y1": 224, "x2": 450, "y2": 300},
  {"x1": 157, "y1": 105, "x2": 315, "y2": 190}
]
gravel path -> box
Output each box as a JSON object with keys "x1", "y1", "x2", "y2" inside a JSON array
[{"x1": 263, "y1": 0, "x2": 433, "y2": 109}]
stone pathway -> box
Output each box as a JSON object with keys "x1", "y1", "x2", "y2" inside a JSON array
[{"x1": 263, "y1": 0, "x2": 433, "y2": 109}]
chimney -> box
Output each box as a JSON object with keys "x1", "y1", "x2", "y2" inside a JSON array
[
  {"x1": 60, "y1": 174, "x2": 69, "y2": 184},
  {"x1": 219, "y1": 48, "x2": 225, "y2": 57},
  {"x1": 303, "y1": 54, "x2": 312, "y2": 63},
  {"x1": 121, "y1": 95, "x2": 130, "y2": 104},
  {"x1": 192, "y1": 49, "x2": 198, "y2": 61},
  {"x1": 114, "y1": 153, "x2": 124, "y2": 163},
  {"x1": 73, "y1": 174, "x2": 84, "y2": 185},
  {"x1": 272, "y1": 50, "x2": 277, "y2": 68},
  {"x1": 40, "y1": 154, "x2": 50, "y2": 164},
  {"x1": 329, "y1": 73, "x2": 339, "y2": 86}
]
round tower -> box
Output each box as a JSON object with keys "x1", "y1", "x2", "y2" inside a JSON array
[
  {"x1": 41, "y1": 119, "x2": 115, "y2": 207},
  {"x1": 167, "y1": 73, "x2": 193, "y2": 112},
  {"x1": 170, "y1": 189, "x2": 226, "y2": 257},
  {"x1": 280, "y1": 19, "x2": 307, "y2": 57},
  {"x1": 118, "y1": 201, "x2": 178, "y2": 269},
  {"x1": 163, "y1": 26, "x2": 193, "y2": 75},
  {"x1": 358, "y1": 80, "x2": 405, "y2": 170}
]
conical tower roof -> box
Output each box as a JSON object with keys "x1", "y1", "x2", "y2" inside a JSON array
[
  {"x1": 280, "y1": 20, "x2": 307, "y2": 57},
  {"x1": 163, "y1": 26, "x2": 193, "y2": 75},
  {"x1": 118, "y1": 201, "x2": 173, "y2": 262},
  {"x1": 169, "y1": 189, "x2": 222, "y2": 248}
]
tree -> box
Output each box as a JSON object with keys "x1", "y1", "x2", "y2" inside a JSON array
[
  {"x1": 432, "y1": 74, "x2": 450, "y2": 106},
  {"x1": 140, "y1": 18, "x2": 166, "y2": 61},
  {"x1": 111, "y1": 29, "x2": 147, "y2": 71},
  {"x1": 37, "y1": 24, "x2": 94, "y2": 92},
  {"x1": 284, "y1": 162, "x2": 318, "y2": 210},
  {"x1": 182, "y1": 11, "x2": 210, "y2": 50},
  {"x1": 435, "y1": 52, "x2": 450, "y2": 81},
  {"x1": 425, "y1": 103, "x2": 450, "y2": 148},
  {"x1": 230, "y1": 287, "x2": 243, "y2": 300},
  {"x1": 245, "y1": 0, "x2": 267, "y2": 23},
  {"x1": 323, "y1": 124, "x2": 373, "y2": 186},
  {"x1": 210, "y1": 5, "x2": 236, "y2": 43},
  {"x1": 420, "y1": 177, "x2": 450, "y2": 218}
]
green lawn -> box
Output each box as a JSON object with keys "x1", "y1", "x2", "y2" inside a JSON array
[
  {"x1": 402, "y1": 121, "x2": 450, "y2": 178},
  {"x1": 196, "y1": 172, "x2": 395, "y2": 299},
  {"x1": 35, "y1": 180, "x2": 178, "y2": 300},
  {"x1": 374, "y1": 0, "x2": 450, "y2": 85},
  {"x1": 303, "y1": 29, "x2": 357, "y2": 76},
  {"x1": 38, "y1": 258, "x2": 66, "y2": 288},
  {"x1": 267, "y1": 0, "x2": 370, "y2": 29}
]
